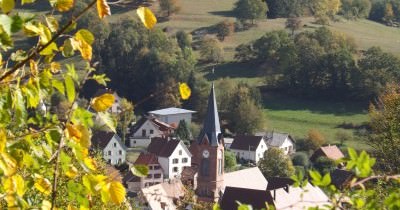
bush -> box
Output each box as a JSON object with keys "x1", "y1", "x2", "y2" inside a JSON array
[
  {"x1": 199, "y1": 37, "x2": 224, "y2": 63},
  {"x1": 313, "y1": 156, "x2": 336, "y2": 174},
  {"x1": 292, "y1": 152, "x2": 309, "y2": 167},
  {"x1": 305, "y1": 129, "x2": 326, "y2": 151},
  {"x1": 216, "y1": 20, "x2": 235, "y2": 41}
]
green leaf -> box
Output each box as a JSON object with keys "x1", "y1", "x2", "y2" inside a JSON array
[
  {"x1": 64, "y1": 75, "x2": 75, "y2": 103},
  {"x1": 97, "y1": 112, "x2": 116, "y2": 132},
  {"x1": 11, "y1": 14, "x2": 23, "y2": 33},
  {"x1": 91, "y1": 74, "x2": 110, "y2": 86},
  {"x1": 321, "y1": 173, "x2": 331, "y2": 186},
  {"x1": 52, "y1": 79, "x2": 65, "y2": 94},
  {"x1": 348, "y1": 147, "x2": 357, "y2": 160},
  {"x1": 0, "y1": 14, "x2": 13, "y2": 35},
  {"x1": 45, "y1": 16, "x2": 58, "y2": 32},
  {"x1": 1, "y1": 0, "x2": 15, "y2": 13},
  {"x1": 213, "y1": 203, "x2": 222, "y2": 210},
  {"x1": 309, "y1": 170, "x2": 322, "y2": 182},
  {"x1": 61, "y1": 38, "x2": 75, "y2": 57},
  {"x1": 130, "y1": 165, "x2": 149, "y2": 177},
  {"x1": 21, "y1": 0, "x2": 35, "y2": 4},
  {"x1": 40, "y1": 42, "x2": 58, "y2": 55}
]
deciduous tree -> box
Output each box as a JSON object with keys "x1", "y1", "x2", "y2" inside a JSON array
[
  {"x1": 233, "y1": 0, "x2": 268, "y2": 24},
  {"x1": 159, "y1": 0, "x2": 181, "y2": 17},
  {"x1": 258, "y1": 148, "x2": 295, "y2": 178}
]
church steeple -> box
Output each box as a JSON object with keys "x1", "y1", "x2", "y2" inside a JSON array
[{"x1": 197, "y1": 83, "x2": 222, "y2": 146}]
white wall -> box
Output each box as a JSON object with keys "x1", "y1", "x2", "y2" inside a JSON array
[
  {"x1": 142, "y1": 164, "x2": 164, "y2": 187},
  {"x1": 158, "y1": 157, "x2": 169, "y2": 178},
  {"x1": 231, "y1": 138, "x2": 268, "y2": 163},
  {"x1": 255, "y1": 140, "x2": 268, "y2": 163},
  {"x1": 132, "y1": 120, "x2": 163, "y2": 138},
  {"x1": 279, "y1": 138, "x2": 295, "y2": 155},
  {"x1": 103, "y1": 135, "x2": 126, "y2": 165},
  {"x1": 155, "y1": 113, "x2": 192, "y2": 125},
  {"x1": 128, "y1": 137, "x2": 151, "y2": 148},
  {"x1": 167, "y1": 143, "x2": 191, "y2": 179}
]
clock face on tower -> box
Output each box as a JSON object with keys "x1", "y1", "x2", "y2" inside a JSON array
[{"x1": 202, "y1": 149, "x2": 210, "y2": 158}]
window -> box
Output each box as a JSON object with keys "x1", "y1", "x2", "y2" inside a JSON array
[
  {"x1": 113, "y1": 143, "x2": 116, "y2": 147},
  {"x1": 108, "y1": 159, "x2": 111, "y2": 164},
  {"x1": 142, "y1": 129, "x2": 146, "y2": 137},
  {"x1": 153, "y1": 165, "x2": 161, "y2": 170},
  {"x1": 147, "y1": 174, "x2": 152, "y2": 179},
  {"x1": 133, "y1": 140, "x2": 136, "y2": 144},
  {"x1": 118, "y1": 158, "x2": 121, "y2": 164},
  {"x1": 150, "y1": 129, "x2": 154, "y2": 134},
  {"x1": 173, "y1": 167, "x2": 178, "y2": 172},
  {"x1": 173, "y1": 158, "x2": 179, "y2": 164},
  {"x1": 149, "y1": 166, "x2": 153, "y2": 170},
  {"x1": 261, "y1": 145, "x2": 263, "y2": 149},
  {"x1": 201, "y1": 158, "x2": 209, "y2": 176},
  {"x1": 182, "y1": 158, "x2": 188, "y2": 163},
  {"x1": 154, "y1": 173, "x2": 162, "y2": 178},
  {"x1": 108, "y1": 151, "x2": 111, "y2": 156},
  {"x1": 119, "y1": 150, "x2": 122, "y2": 155},
  {"x1": 179, "y1": 150, "x2": 182, "y2": 155}
]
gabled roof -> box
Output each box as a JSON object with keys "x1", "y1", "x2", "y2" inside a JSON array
[
  {"x1": 220, "y1": 187, "x2": 274, "y2": 210},
  {"x1": 122, "y1": 171, "x2": 141, "y2": 184},
  {"x1": 224, "y1": 167, "x2": 268, "y2": 191},
  {"x1": 148, "y1": 107, "x2": 196, "y2": 115},
  {"x1": 230, "y1": 135, "x2": 264, "y2": 151},
  {"x1": 140, "y1": 179, "x2": 185, "y2": 210},
  {"x1": 311, "y1": 145, "x2": 344, "y2": 161},
  {"x1": 130, "y1": 116, "x2": 175, "y2": 136},
  {"x1": 134, "y1": 153, "x2": 159, "y2": 165},
  {"x1": 91, "y1": 131, "x2": 116, "y2": 150},
  {"x1": 330, "y1": 169, "x2": 354, "y2": 190},
  {"x1": 265, "y1": 132, "x2": 295, "y2": 147},
  {"x1": 147, "y1": 137, "x2": 182, "y2": 158},
  {"x1": 266, "y1": 177, "x2": 294, "y2": 191},
  {"x1": 197, "y1": 83, "x2": 222, "y2": 146}
]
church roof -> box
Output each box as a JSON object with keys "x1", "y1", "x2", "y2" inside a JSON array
[{"x1": 197, "y1": 83, "x2": 222, "y2": 146}]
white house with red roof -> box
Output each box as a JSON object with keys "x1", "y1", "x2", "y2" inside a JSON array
[
  {"x1": 127, "y1": 116, "x2": 175, "y2": 148},
  {"x1": 230, "y1": 135, "x2": 268, "y2": 163},
  {"x1": 91, "y1": 131, "x2": 127, "y2": 165}
]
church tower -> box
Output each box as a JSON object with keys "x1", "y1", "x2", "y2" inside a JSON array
[{"x1": 190, "y1": 83, "x2": 224, "y2": 202}]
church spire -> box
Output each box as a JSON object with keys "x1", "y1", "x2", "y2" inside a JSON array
[{"x1": 197, "y1": 83, "x2": 221, "y2": 146}]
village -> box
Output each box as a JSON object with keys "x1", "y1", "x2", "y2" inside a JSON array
[{"x1": 90, "y1": 85, "x2": 349, "y2": 210}]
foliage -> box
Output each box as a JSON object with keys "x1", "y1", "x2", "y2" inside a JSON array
[
  {"x1": 265, "y1": 0, "x2": 305, "y2": 18},
  {"x1": 312, "y1": 156, "x2": 336, "y2": 174},
  {"x1": 335, "y1": 130, "x2": 352, "y2": 146},
  {"x1": 309, "y1": 0, "x2": 341, "y2": 24},
  {"x1": 258, "y1": 148, "x2": 295, "y2": 178},
  {"x1": 340, "y1": 0, "x2": 372, "y2": 19},
  {"x1": 216, "y1": 20, "x2": 235, "y2": 41},
  {"x1": 199, "y1": 37, "x2": 224, "y2": 64},
  {"x1": 176, "y1": 30, "x2": 192, "y2": 50},
  {"x1": 224, "y1": 150, "x2": 237, "y2": 171},
  {"x1": 233, "y1": 0, "x2": 268, "y2": 24},
  {"x1": 159, "y1": 0, "x2": 181, "y2": 17},
  {"x1": 305, "y1": 129, "x2": 326, "y2": 151},
  {"x1": 175, "y1": 120, "x2": 192, "y2": 143},
  {"x1": 182, "y1": 71, "x2": 210, "y2": 119},
  {"x1": 369, "y1": 84, "x2": 400, "y2": 174},
  {"x1": 116, "y1": 98, "x2": 135, "y2": 144},
  {"x1": 100, "y1": 19, "x2": 194, "y2": 112},
  {"x1": 176, "y1": 186, "x2": 215, "y2": 210},
  {"x1": 0, "y1": 1, "x2": 158, "y2": 209},
  {"x1": 291, "y1": 151, "x2": 309, "y2": 167}
]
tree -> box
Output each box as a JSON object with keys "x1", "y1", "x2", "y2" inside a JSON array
[
  {"x1": 159, "y1": 0, "x2": 181, "y2": 17},
  {"x1": 199, "y1": 37, "x2": 224, "y2": 63},
  {"x1": 175, "y1": 120, "x2": 192, "y2": 143},
  {"x1": 216, "y1": 20, "x2": 235, "y2": 41},
  {"x1": 369, "y1": 84, "x2": 400, "y2": 173},
  {"x1": 312, "y1": 156, "x2": 336, "y2": 174},
  {"x1": 310, "y1": 0, "x2": 341, "y2": 24},
  {"x1": 116, "y1": 98, "x2": 135, "y2": 144},
  {"x1": 258, "y1": 148, "x2": 295, "y2": 178},
  {"x1": 335, "y1": 131, "x2": 352, "y2": 146},
  {"x1": 266, "y1": 0, "x2": 304, "y2": 18},
  {"x1": 0, "y1": 0, "x2": 158, "y2": 209},
  {"x1": 304, "y1": 129, "x2": 326, "y2": 151},
  {"x1": 233, "y1": 0, "x2": 268, "y2": 24},
  {"x1": 340, "y1": 0, "x2": 372, "y2": 19},
  {"x1": 285, "y1": 17, "x2": 302, "y2": 35},
  {"x1": 292, "y1": 151, "x2": 310, "y2": 167},
  {"x1": 224, "y1": 150, "x2": 237, "y2": 171},
  {"x1": 176, "y1": 30, "x2": 192, "y2": 50}
]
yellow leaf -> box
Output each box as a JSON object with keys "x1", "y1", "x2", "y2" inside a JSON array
[
  {"x1": 54, "y1": 0, "x2": 73, "y2": 12},
  {"x1": 1, "y1": 0, "x2": 15, "y2": 13},
  {"x1": 66, "y1": 124, "x2": 82, "y2": 142},
  {"x1": 29, "y1": 59, "x2": 38, "y2": 76},
  {"x1": 108, "y1": 181, "x2": 126, "y2": 205},
  {"x1": 68, "y1": 204, "x2": 78, "y2": 210},
  {"x1": 41, "y1": 199, "x2": 51, "y2": 210},
  {"x1": 40, "y1": 42, "x2": 58, "y2": 56},
  {"x1": 91, "y1": 93, "x2": 115, "y2": 112},
  {"x1": 96, "y1": 0, "x2": 111, "y2": 19},
  {"x1": 83, "y1": 157, "x2": 97, "y2": 171},
  {"x1": 136, "y1": 7, "x2": 157, "y2": 29},
  {"x1": 65, "y1": 165, "x2": 78, "y2": 178},
  {"x1": 0, "y1": 128, "x2": 6, "y2": 152},
  {"x1": 75, "y1": 29, "x2": 94, "y2": 45},
  {"x1": 77, "y1": 39, "x2": 92, "y2": 61},
  {"x1": 34, "y1": 174, "x2": 52, "y2": 195},
  {"x1": 50, "y1": 62, "x2": 61, "y2": 74},
  {"x1": 179, "y1": 83, "x2": 191, "y2": 100},
  {"x1": 0, "y1": 152, "x2": 17, "y2": 176},
  {"x1": 45, "y1": 16, "x2": 59, "y2": 32}
]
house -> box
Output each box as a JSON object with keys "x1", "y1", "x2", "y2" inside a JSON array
[
  {"x1": 310, "y1": 145, "x2": 344, "y2": 162},
  {"x1": 223, "y1": 137, "x2": 234, "y2": 149},
  {"x1": 148, "y1": 107, "x2": 196, "y2": 125},
  {"x1": 221, "y1": 187, "x2": 274, "y2": 210},
  {"x1": 265, "y1": 132, "x2": 295, "y2": 155},
  {"x1": 127, "y1": 116, "x2": 175, "y2": 148},
  {"x1": 138, "y1": 179, "x2": 185, "y2": 210},
  {"x1": 147, "y1": 137, "x2": 192, "y2": 179},
  {"x1": 229, "y1": 135, "x2": 268, "y2": 163},
  {"x1": 123, "y1": 153, "x2": 164, "y2": 193},
  {"x1": 91, "y1": 131, "x2": 127, "y2": 165}
]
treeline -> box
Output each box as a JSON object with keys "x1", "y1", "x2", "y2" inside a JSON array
[
  {"x1": 263, "y1": 0, "x2": 400, "y2": 25},
  {"x1": 235, "y1": 27, "x2": 400, "y2": 99}
]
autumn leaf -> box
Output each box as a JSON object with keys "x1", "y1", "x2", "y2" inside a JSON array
[
  {"x1": 65, "y1": 164, "x2": 78, "y2": 178},
  {"x1": 108, "y1": 181, "x2": 126, "y2": 205},
  {"x1": 91, "y1": 93, "x2": 114, "y2": 112},
  {"x1": 0, "y1": 152, "x2": 17, "y2": 176},
  {"x1": 41, "y1": 199, "x2": 52, "y2": 210},
  {"x1": 131, "y1": 164, "x2": 149, "y2": 177},
  {"x1": 179, "y1": 83, "x2": 191, "y2": 100},
  {"x1": 3, "y1": 174, "x2": 25, "y2": 196},
  {"x1": 0, "y1": 128, "x2": 6, "y2": 152},
  {"x1": 83, "y1": 157, "x2": 97, "y2": 171},
  {"x1": 54, "y1": 0, "x2": 74, "y2": 12},
  {"x1": 29, "y1": 59, "x2": 38, "y2": 76},
  {"x1": 34, "y1": 174, "x2": 52, "y2": 195},
  {"x1": 77, "y1": 38, "x2": 92, "y2": 61},
  {"x1": 136, "y1": 7, "x2": 157, "y2": 29},
  {"x1": 96, "y1": 0, "x2": 111, "y2": 19},
  {"x1": 50, "y1": 62, "x2": 61, "y2": 74},
  {"x1": 1, "y1": 0, "x2": 15, "y2": 13}
]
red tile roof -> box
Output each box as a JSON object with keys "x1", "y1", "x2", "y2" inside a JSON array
[
  {"x1": 134, "y1": 153, "x2": 159, "y2": 165},
  {"x1": 230, "y1": 135, "x2": 264, "y2": 151},
  {"x1": 311, "y1": 145, "x2": 344, "y2": 162},
  {"x1": 147, "y1": 137, "x2": 181, "y2": 157}
]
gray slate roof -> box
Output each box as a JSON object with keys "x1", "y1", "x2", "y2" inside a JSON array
[
  {"x1": 265, "y1": 132, "x2": 294, "y2": 147},
  {"x1": 148, "y1": 107, "x2": 196, "y2": 115},
  {"x1": 196, "y1": 83, "x2": 222, "y2": 146}
]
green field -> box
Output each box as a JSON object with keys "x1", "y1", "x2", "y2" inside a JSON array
[{"x1": 263, "y1": 93, "x2": 370, "y2": 150}]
